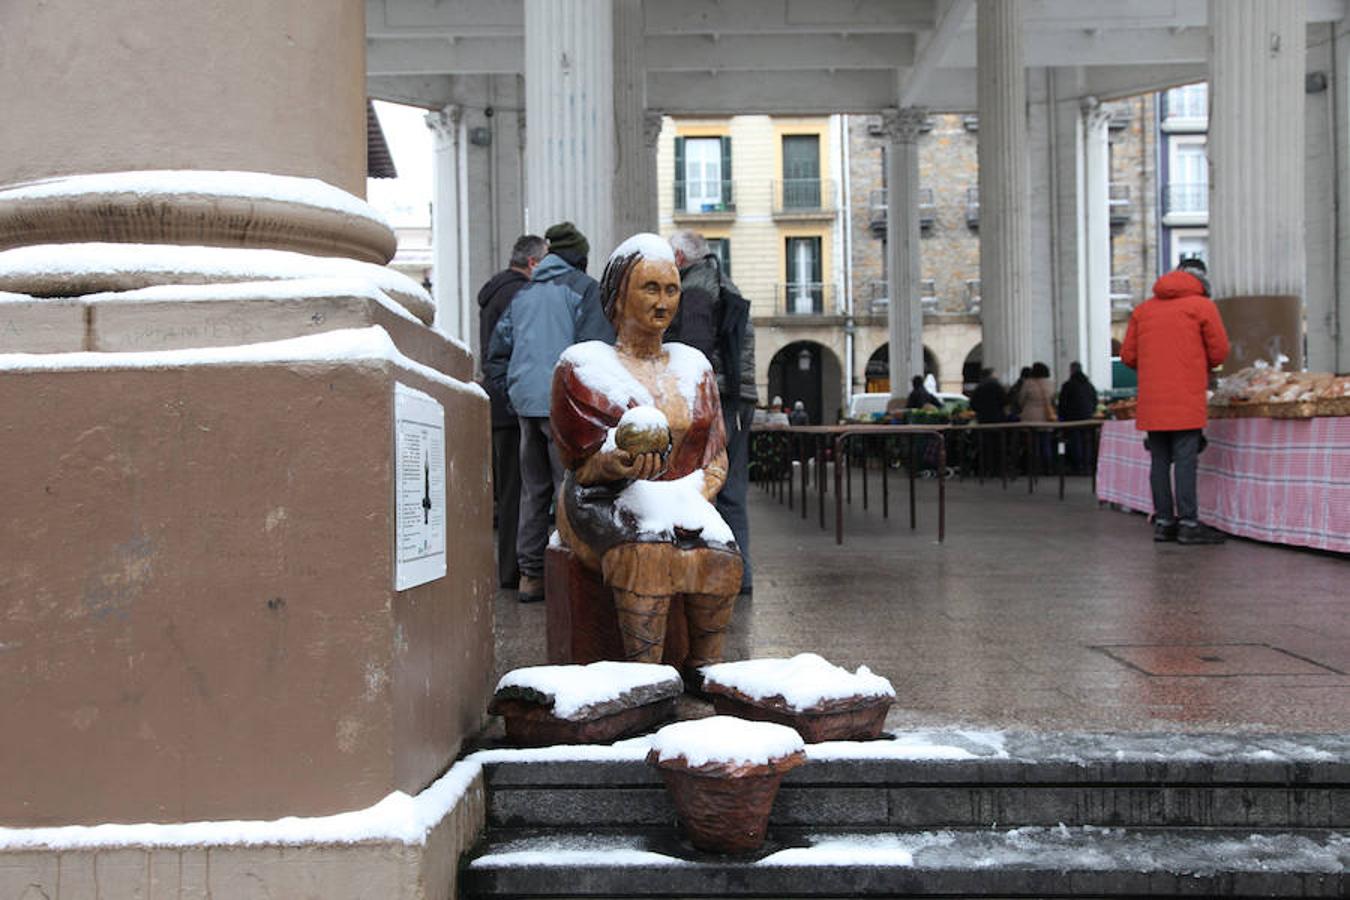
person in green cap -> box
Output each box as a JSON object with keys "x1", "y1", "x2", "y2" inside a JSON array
[{"x1": 484, "y1": 222, "x2": 614, "y2": 602}]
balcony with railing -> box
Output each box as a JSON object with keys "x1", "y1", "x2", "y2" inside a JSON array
[
  {"x1": 866, "y1": 279, "x2": 938, "y2": 317},
  {"x1": 867, "y1": 187, "x2": 935, "y2": 234},
  {"x1": 672, "y1": 180, "x2": 736, "y2": 219},
  {"x1": 1110, "y1": 275, "x2": 1134, "y2": 313},
  {"x1": 774, "y1": 282, "x2": 841, "y2": 317},
  {"x1": 771, "y1": 179, "x2": 837, "y2": 218},
  {"x1": 1164, "y1": 182, "x2": 1208, "y2": 221},
  {"x1": 964, "y1": 279, "x2": 981, "y2": 315},
  {"x1": 1162, "y1": 84, "x2": 1208, "y2": 129},
  {"x1": 1109, "y1": 182, "x2": 1132, "y2": 226},
  {"x1": 965, "y1": 186, "x2": 979, "y2": 229}
]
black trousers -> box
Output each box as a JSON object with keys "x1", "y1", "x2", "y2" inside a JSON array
[
  {"x1": 716, "y1": 400, "x2": 755, "y2": 591},
  {"x1": 1147, "y1": 429, "x2": 1202, "y2": 525},
  {"x1": 492, "y1": 424, "x2": 521, "y2": 588}
]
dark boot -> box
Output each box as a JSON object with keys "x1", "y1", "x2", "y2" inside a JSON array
[
  {"x1": 1153, "y1": 520, "x2": 1178, "y2": 542},
  {"x1": 1177, "y1": 522, "x2": 1226, "y2": 545}
]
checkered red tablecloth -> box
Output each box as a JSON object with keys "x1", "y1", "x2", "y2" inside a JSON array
[{"x1": 1096, "y1": 416, "x2": 1350, "y2": 553}]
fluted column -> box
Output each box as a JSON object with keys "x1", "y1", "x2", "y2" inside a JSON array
[
  {"x1": 428, "y1": 104, "x2": 470, "y2": 341},
  {"x1": 524, "y1": 0, "x2": 616, "y2": 268},
  {"x1": 1080, "y1": 99, "x2": 1113, "y2": 389},
  {"x1": 883, "y1": 107, "x2": 928, "y2": 397},
  {"x1": 612, "y1": 0, "x2": 656, "y2": 238},
  {"x1": 1209, "y1": 0, "x2": 1306, "y2": 369},
  {"x1": 976, "y1": 0, "x2": 1033, "y2": 381}
]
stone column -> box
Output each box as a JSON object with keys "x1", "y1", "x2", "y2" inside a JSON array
[
  {"x1": 1208, "y1": 0, "x2": 1307, "y2": 370},
  {"x1": 428, "y1": 104, "x2": 471, "y2": 343},
  {"x1": 882, "y1": 107, "x2": 929, "y2": 398},
  {"x1": 1080, "y1": 98, "x2": 1114, "y2": 389},
  {"x1": 524, "y1": 0, "x2": 617, "y2": 267},
  {"x1": 976, "y1": 0, "x2": 1033, "y2": 381},
  {"x1": 612, "y1": 0, "x2": 657, "y2": 238}
]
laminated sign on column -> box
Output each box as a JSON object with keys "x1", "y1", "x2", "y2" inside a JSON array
[{"x1": 394, "y1": 382, "x2": 447, "y2": 590}]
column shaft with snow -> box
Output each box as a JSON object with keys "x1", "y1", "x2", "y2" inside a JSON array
[
  {"x1": 883, "y1": 107, "x2": 929, "y2": 396},
  {"x1": 428, "y1": 104, "x2": 471, "y2": 342},
  {"x1": 0, "y1": 0, "x2": 494, "y2": 851},
  {"x1": 524, "y1": 0, "x2": 617, "y2": 265},
  {"x1": 1079, "y1": 99, "x2": 1113, "y2": 388},
  {"x1": 1208, "y1": 0, "x2": 1307, "y2": 369},
  {"x1": 976, "y1": 0, "x2": 1033, "y2": 381}
]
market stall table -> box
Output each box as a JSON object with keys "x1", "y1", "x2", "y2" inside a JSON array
[{"x1": 1096, "y1": 416, "x2": 1350, "y2": 553}]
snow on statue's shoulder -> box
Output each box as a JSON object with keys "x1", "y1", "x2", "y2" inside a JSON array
[
  {"x1": 649, "y1": 716, "x2": 805, "y2": 768},
  {"x1": 663, "y1": 342, "x2": 710, "y2": 408},
  {"x1": 609, "y1": 233, "x2": 675, "y2": 264},
  {"x1": 493, "y1": 661, "x2": 682, "y2": 722},
  {"x1": 701, "y1": 653, "x2": 895, "y2": 712},
  {"x1": 560, "y1": 341, "x2": 654, "y2": 406}
]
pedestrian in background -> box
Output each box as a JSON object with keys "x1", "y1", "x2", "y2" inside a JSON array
[
  {"x1": 1057, "y1": 361, "x2": 1099, "y2": 475},
  {"x1": 484, "y1": 222, "x2": 614, "y2": 601},
  {"x1": 667, "y1": 230, "x2": 756, "y2": 595},
  {"x1": 477, "y1": 234, "x2": 546, "y2": 590},
  {"x1": 1121, "y1": 264, "x2": 1230, "y2": 544}
]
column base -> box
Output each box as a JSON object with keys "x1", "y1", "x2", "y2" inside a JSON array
[{"x1": 1214, "y1": 294, "x2": 1304, "y2": 373}]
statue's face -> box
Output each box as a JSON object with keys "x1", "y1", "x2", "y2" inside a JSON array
[{"x1": 619, "y1": 257, "x2": 681, "y2": 337}]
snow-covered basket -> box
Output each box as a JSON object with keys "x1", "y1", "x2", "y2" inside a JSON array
[
  {"x1": 699, "y1": 653, "x2": 896, "y2": 742},
  {"x1": 489, "y1": 661, "x2": 682, "y2": 747},
  {"x1": 646, "y1": 716, "x2": 806, "y2": 854}
]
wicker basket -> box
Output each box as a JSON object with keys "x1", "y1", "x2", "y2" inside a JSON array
[
  {"x1": 647, "y1": 750, "x2": 806, "y2": 854},
  {"x1": 490, "y1": 697, "x2": 676, "y2": 747},
  {"x1": 703, "y1": 685, "x2": 892, "y2": 743},
  {"x1": 1266, "y1": 400, "x2": 1319, "y2": 419},
  {"x1": 1314, "y1": 396, "x2": 1350, "y2": 417}
]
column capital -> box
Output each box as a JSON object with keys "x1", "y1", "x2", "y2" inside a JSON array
[
  {"x1": 879, "y1": 106, "x2": 929, "y2": 144},
  {"x1": 424, "y1": 105, "x2": 463, "y2": 139},
  {"x1": 642, "y1": 110, "x2": 664, "y2": 149},
  {"x1": 1079, "y1": 96, "x2": 1112, "y2": 130}
]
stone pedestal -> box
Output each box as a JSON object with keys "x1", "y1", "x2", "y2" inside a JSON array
[{"x1": 0, "y1": 0, "x2": 495, "y2": 850}]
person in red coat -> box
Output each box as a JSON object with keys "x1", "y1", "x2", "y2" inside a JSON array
[{"x1": 1121, "y1": 261, "x2": 1230, "y2": 544}]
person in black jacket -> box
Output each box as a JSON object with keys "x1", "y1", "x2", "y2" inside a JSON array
[
  {"x1": 477, "y1": 234, "x2": 546, "y2": 590},
  {"x1": 969, "y1": 368, "x2": 1007, "y2": 478},
  {"x1": 1058, "y1": 361, "x2": 1099, "y2": 474}
]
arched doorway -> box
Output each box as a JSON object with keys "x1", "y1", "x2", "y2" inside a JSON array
[
  {"x1": 866, "y1": 344, "x2": 939, "y2": 394},
  {"x1": 962, "y1": 342, "x2": 983, "y2": 390},
  {"x1": 768, "y1": 341, "x2": 842, "y2": 424}
]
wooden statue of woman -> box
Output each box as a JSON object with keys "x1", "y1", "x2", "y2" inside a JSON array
[{"x1": 550, "y1": 234, "x2": 743, "y2": 675}]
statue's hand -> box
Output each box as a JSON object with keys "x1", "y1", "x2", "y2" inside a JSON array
[{"x1": 594, "y1": 448, "x2": 665, "y2": 482}]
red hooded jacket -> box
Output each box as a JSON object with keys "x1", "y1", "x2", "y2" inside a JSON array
[{"x1": 1121, "y1": 270, "x2": 1230, "y2": 432}]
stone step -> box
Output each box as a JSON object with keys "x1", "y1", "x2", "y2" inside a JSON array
[
  {"x1": 462, "y1": 826, "x2": 1350, "y2": 898},
  {"x1": 482, "y1": 732, "x2": 1350, "y2": 830}
]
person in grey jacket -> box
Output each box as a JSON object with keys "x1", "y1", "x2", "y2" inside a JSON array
[
  {"x1": 668, "y1": 230, "x2": 757, "y2": 594},
  {"x1": 484, "y1": 222, "x2": 614, "y2": 602}
]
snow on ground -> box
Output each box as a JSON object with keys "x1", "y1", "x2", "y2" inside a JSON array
[
  {"x1": 615, "y1": 471, "x2": 734, "y2": 544},
  {"x1": 0, "y1": 326, "x2": 485, "y2": 400},
  {"x1": 0, "y1": 170, "x2": 391, "y2": 230},
  {"x1": 648, "y1": 716, "x2": 805, "y2": 768},
  {"x1": 701, "y1": 653, "x2": 895, "y2": 711},
  {"x1": 495, "y1": 661, "x2": 682, "y2": 721}
]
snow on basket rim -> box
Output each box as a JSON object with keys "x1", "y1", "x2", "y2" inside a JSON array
[
  {"x1": 700, "y1": 653, "x2": 895, "y2": 711},
  {"x1": 494, "y1": 661, "x2": 683, "y2": 721},
  {"x1": 608, "y1": 232, "x2": 675, "y2": 265},
  {"x1": 0, "y1": 170, "x2": 392, "y2": 230},
  {"x1": 648, "y1": 716, "x2": 805, "y2": 768}
]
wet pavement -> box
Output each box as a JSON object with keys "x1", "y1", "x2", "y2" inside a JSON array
[{"x1": 492, "y1": 472, "x2": 1349, "y2": 733}]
